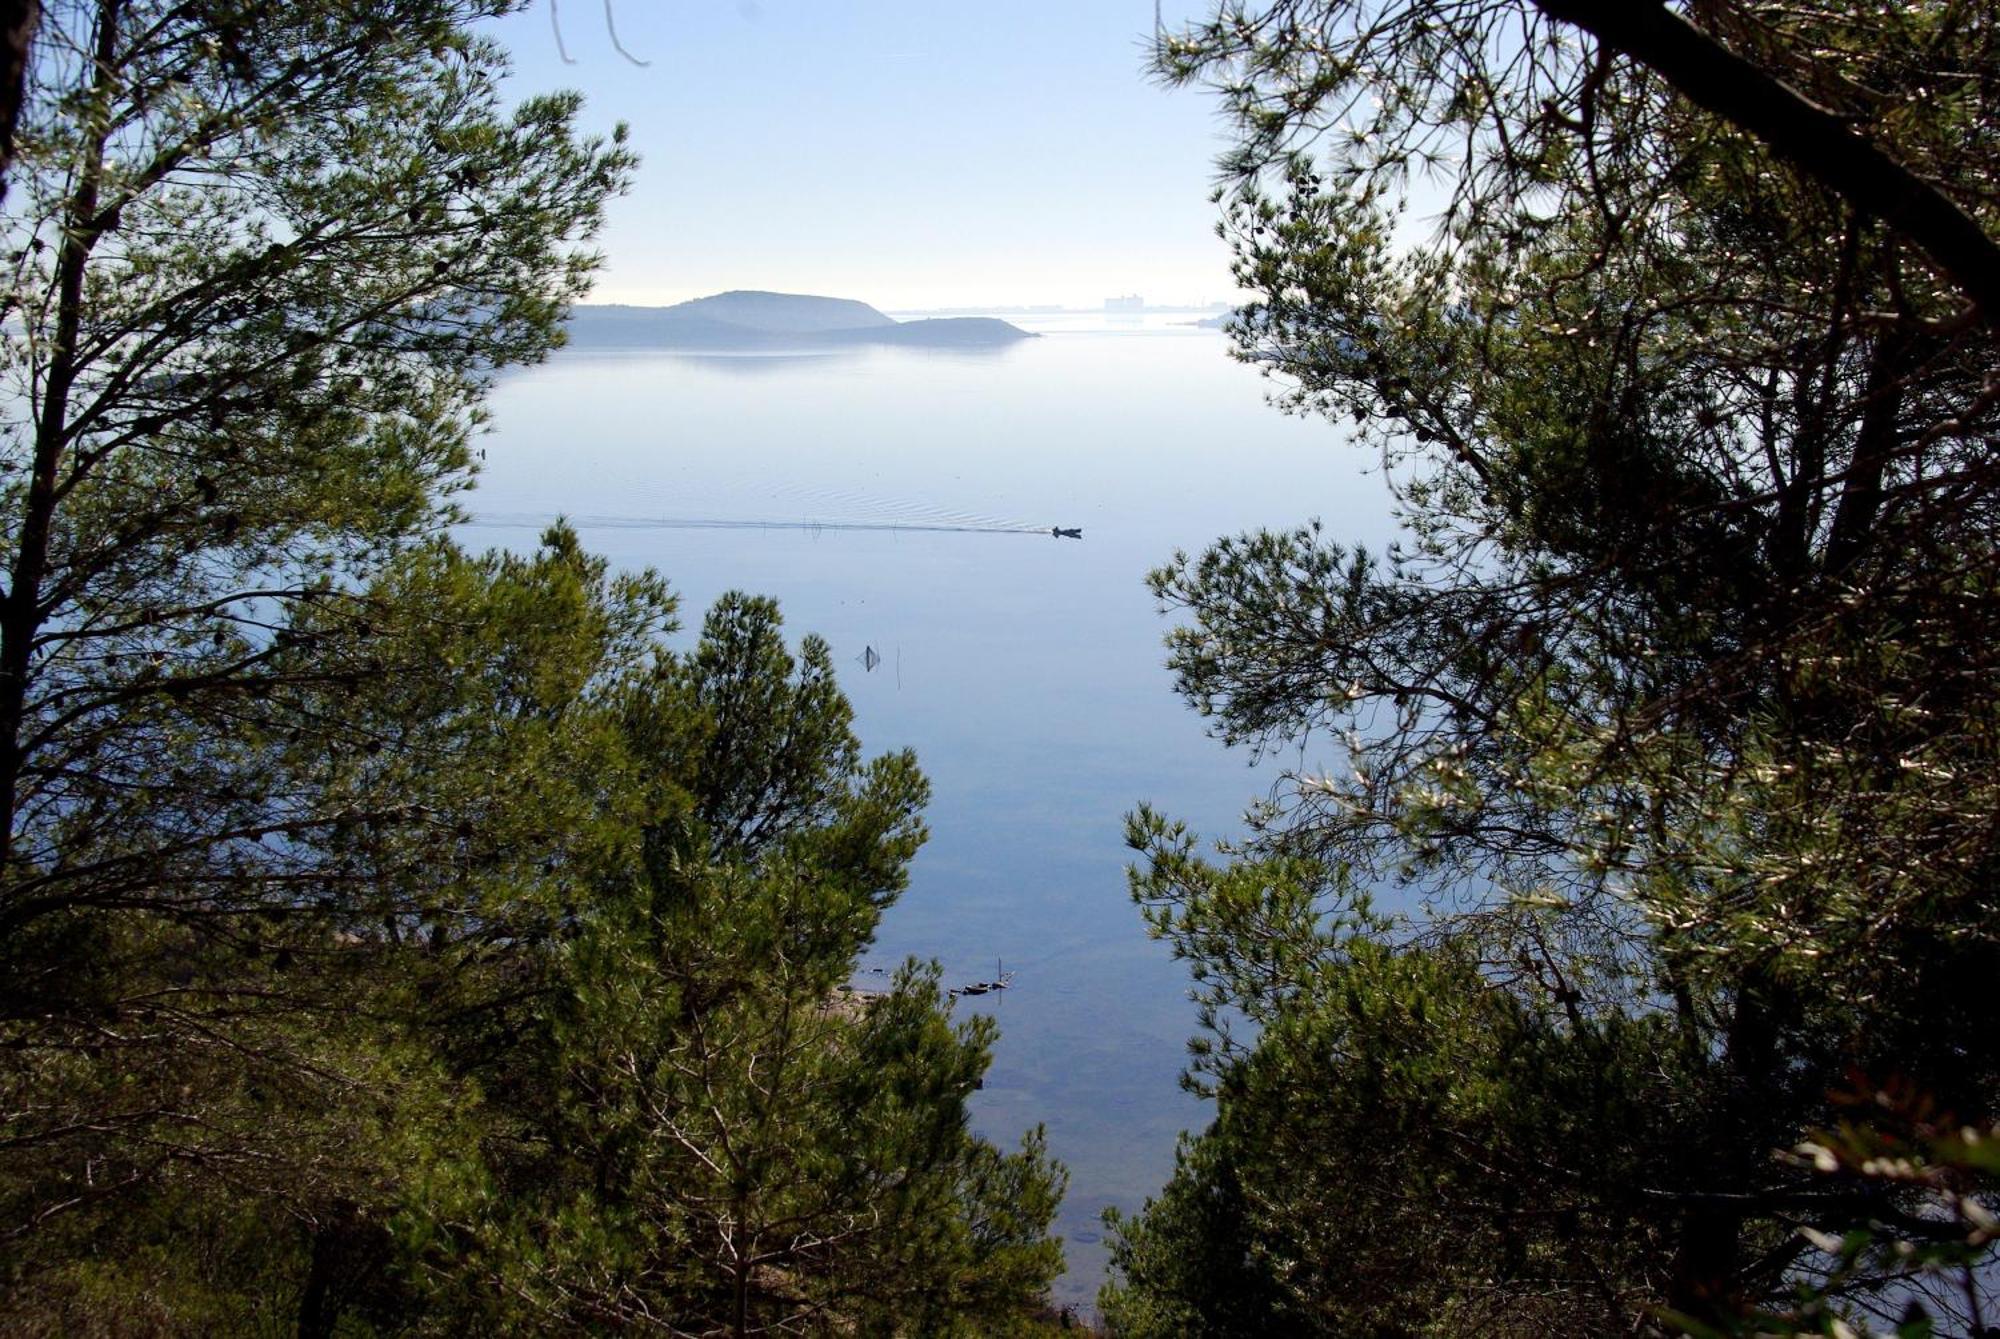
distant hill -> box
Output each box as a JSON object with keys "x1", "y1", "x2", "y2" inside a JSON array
[
  {"x1": 658, "y1": 290, "x2": 896, "y2": 333},
  {"x1": 563, "y1": 291, "x2": 1035, "y2": 350}
]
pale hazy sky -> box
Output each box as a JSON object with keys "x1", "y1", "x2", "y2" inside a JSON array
[{"x1": 480, "y1": 2, "x2": 1240, "y2": 310}]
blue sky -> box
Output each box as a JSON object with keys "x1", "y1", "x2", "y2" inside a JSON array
[{"x1": 480, "y1": 1, "x2": 1240, "y2": 309}]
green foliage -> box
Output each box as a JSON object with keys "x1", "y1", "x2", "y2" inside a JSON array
[
  {"x1": 1110, "y1": 2, "x2": 2000, "y2": 1333},
  {"x1": 0, "y1": 5, "x2": 1064, "y2": 1332},
  {"x1": 451, "y1": 595, "x2": 1065, "y2": 1335},
  {"x1": 1, "y1": 1, "x2": 638, "y2": 1304},
  {"x1": 1106, "y1": 827, "x2": 1713, "y2": 1335}
]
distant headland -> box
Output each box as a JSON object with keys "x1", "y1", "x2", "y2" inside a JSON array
[{"x1": 563, "y1": 291, "x2": 1038, "y2": 351}]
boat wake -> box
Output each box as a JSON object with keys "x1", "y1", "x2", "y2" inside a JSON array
[{"x1": 470, "y1": 512, "x2": 1057, "y2": 537}]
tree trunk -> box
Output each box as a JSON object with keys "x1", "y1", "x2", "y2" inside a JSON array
[
  {"x1": 1667, "y1": 969, "x2": 1788, "y2": 1322},
  {"x1": 0, "y1": 0, "x2": 114, "y2": 869},
  {"x1": 0, "y1": 1, "x2": 35, "y2": 207},
  {"x1": 295, "y1": 1226, "x2": 340, "y2": 1339},
  {"x1": 1824, "y1": 329, "x2": 1917, "y2": 573}
]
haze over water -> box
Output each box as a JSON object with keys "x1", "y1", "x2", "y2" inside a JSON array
[{"x1": 462, "y1": 311, "x2": 1394, "y2": 1307}]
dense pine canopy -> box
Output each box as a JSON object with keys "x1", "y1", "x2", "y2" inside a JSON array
[
  {"x1": 1106, "y1": 2, "x2": 2000, "y2": 1334},
  {"x1": 0, "y1": 4, "x2": 1066, "y2": 1333}
]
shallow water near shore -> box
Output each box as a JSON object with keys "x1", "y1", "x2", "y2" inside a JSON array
[{"x1": 461, "y1": 311, "x2": 1393, "y2": 1308}]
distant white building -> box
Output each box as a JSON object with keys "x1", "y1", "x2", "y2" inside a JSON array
[{"x1": 1104, "y1": 294, "x2": 1144, "y2": 313}]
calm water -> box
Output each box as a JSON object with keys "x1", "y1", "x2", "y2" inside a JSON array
[{"x1": 462, "y1": 312, "x2": 1391, "y2": 1307}]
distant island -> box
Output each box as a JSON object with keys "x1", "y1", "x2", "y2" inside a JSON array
[{"x1": 563, "y1": 291, "x2": 1037, "y2": 351}]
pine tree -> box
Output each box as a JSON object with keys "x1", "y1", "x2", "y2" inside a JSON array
[
  {"x1": 0, "y1": 12, "x2": 1068, "y2": 1329},
  {"x1": 1110, "y1": 2, "x2": 2000, "y2": 1330},
  {"x1": 0, "y1": 0, "x2": 635, "y2": 1300},
  {"x1": 468, "y1": 596, "x2": 1066, "y2": 1336}
]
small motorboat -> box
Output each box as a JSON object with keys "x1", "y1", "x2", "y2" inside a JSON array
[
  {"x1": 947, "y1": 961, "x2": 1017, "y2": 1000},
  {"x1": 1051, "y1": 527, "x2": 1083, "y2": 539}
]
